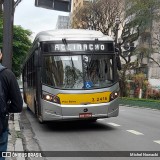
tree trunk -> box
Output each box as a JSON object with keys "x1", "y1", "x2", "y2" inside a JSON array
[{"x1": 119, "y1": 68, "x2": 128, "y2": 97}]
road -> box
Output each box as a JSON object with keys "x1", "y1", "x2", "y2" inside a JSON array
[{"x1": 20, "y1": 105, "x2": 160, "y2": 160}]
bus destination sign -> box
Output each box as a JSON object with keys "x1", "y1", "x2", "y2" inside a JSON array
[
  {"x1": 43, "y1": 43, "x2": 114, "y2": 52},
  {"x1": 54, "y1": 44, "x2": 105, "y2": 52}
]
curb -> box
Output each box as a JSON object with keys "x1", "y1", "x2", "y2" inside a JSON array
[
  {"x1": 14, "y1": 113, "x2": 25, "y2": 160},
  {"x1": 120, "y1": 104, "x2": 160, "y2": 112},
  {"x1": 7, "y1": 113, "x2": 25, "y2": 160}
]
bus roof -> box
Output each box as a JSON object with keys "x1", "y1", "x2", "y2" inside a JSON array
[{"x1": 34, "y1": 29, "x2": 114, "y2": 42}]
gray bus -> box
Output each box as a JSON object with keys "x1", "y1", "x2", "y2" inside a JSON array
[{"x1": 22, "y1": 29, "x2": 121, "y2": 123}]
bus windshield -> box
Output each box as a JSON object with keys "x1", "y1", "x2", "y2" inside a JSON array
[{"x1": 42, "y1": 54, "x2": 116, "y2": 89}]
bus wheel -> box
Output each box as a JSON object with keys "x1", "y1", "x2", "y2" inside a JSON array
[{"x1": 86, "y1": 118, "x2": 97, "y2": 122}]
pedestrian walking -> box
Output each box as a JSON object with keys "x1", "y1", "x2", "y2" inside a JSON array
[{"x1": 0, "y1": 51, "x2": 23, "y2": 160}]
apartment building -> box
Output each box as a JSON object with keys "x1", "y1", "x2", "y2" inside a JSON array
[
  {"x1": 71, "y1": 0, "x2": 94, "y2": 28},
  {"x1": 56, "y1": 15, "x2": 70, "y2": 29},
  {"x1": 149, "y1": 20, "x2": 160, "y2": 79},
  {"x1": 71, "y1": 0, "x2": 94, "y2": 13},
  {"x1": 137, "y1": 20, "x2": 160, "y2": 80}
]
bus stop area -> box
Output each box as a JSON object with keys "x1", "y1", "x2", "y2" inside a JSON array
[{"x1": 5, "y1": 103, "x2": 44, "y2": 160}]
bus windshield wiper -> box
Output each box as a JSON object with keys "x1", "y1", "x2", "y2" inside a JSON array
[{"x1": 62, "y1": 38, "x2": 68, "y2": 50}]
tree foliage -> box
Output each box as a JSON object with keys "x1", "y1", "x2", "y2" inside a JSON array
[
  {"x1": 125, "y1": 0, "x2": 160, "y2": 28},
  {"x1": 118, "y1": 0, "x2": 160, "y2": 96},
  {"x1": 72, "y1": 0, "x2": 124, "y2": 35},
  {"x1": 0, "y1": 16, "x2": 32, "y2": 77},
  {"x1": 72, "y1": 0, "x2": 160, "y2": 97}
]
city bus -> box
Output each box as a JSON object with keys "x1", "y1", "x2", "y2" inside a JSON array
[{"x1": 22, "y1": 29, "x2": 121, "y2": 123}]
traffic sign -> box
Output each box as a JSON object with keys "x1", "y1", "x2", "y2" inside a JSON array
[{"x1": 35, "y1": 0, "x2": 71, "y2": 12}]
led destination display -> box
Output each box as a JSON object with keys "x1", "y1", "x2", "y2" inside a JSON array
[{"x1": 43, "y1": 42, "x2": 114, "y2": 52}]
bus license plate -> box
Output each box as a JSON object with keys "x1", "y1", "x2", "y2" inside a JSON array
[{"x1": 79, "y1": 113, "x2": 92, "y2": 118}]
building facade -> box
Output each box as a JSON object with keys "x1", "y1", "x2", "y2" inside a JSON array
[
  {"x1": 71, "y1": 0, "x2": 93, "y2": 28},
  {"x1": 137, "y1": 19, "x2": 160, "y2": 80},
  {"x1": 149, "y1": 19, "x2": 160, "y2": 79},
  {"x1": 56, "y1": 15, "x2": 70, "y2": 29}
]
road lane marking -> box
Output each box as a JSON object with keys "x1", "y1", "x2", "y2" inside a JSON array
[
  {"x1": 107, "y1": 123, "x2": 121, "y2": 127},
  {"x1": 127, "y1": 130, "x2": 144, "y2": 135},
  {"x1": 154, "y1": 140, "x2": 160, "y2": 144}
]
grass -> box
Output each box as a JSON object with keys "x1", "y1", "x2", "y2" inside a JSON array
[{"x1": 119, "y1": 97, "x2": 160, "y2": 110}]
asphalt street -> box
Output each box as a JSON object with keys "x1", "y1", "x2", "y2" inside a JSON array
[{"x1": 20, "y1": 105, "x2": 160, "y2": 160}]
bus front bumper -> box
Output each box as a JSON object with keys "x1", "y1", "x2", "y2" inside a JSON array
[{"x1": 41, "y1": 98, "x2": 119, "y2": 121}]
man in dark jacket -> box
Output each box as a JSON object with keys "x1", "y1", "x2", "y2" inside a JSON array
[{"x1": 0, "y1": 51, "x2": 23, "y2": 160}]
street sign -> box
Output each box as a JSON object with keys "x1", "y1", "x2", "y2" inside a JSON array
[{"x1": 35, "y1": 0, "x2": 71, "y2": 12}]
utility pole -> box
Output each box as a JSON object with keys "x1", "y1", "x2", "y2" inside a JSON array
[
  {"x1": 0, "y1": 1, "x2": 3, "y2": 14},
  {"x1": 2, "y1": 0, "x2": 14, "y2": 69},
  {"x1": 114, "y1": 16, "x2": 120, "y2": 48}
]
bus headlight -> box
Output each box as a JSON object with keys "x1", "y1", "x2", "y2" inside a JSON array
[
  {"x1": 42, "y1": 92, "x2": 60, "y2": 104},
  {"x1": 110, "y1": 90, "x2": 119, "y2": 101}
]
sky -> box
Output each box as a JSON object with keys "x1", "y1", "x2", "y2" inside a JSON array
[{"x1": 14, "y1": 0, "x2": 69, "y2": 40}]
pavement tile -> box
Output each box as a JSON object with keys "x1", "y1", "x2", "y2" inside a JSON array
[{"x1": 5, "y1": 114, "x2": 24, "y2": 160}]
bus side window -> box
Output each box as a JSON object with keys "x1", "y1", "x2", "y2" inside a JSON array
[
  {"x1": 34, "y1": 49, "x2": 41, "y2": 67},
  {"x1": 105, "y1": 64, "x2": 108, "y2": 73}
]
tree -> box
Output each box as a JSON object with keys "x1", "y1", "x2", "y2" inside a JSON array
[
  {"x1": 72, "y1": 0, "x2": 160, "y2": 97},
  {"x1": 117, "y1": 0, "x2": 160, "y2": 96},
  {"x1": 72, "y1": 0, "x2": 135, "y2": 96},
  {"x1": 0, "y1": 17, "x2": 32, "y2": 77},
  {"x1": 72, "y1": 0, "x2": 124, "y2": 36}
]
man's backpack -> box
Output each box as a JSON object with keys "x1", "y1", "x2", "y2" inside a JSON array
[{"x1": 0, "y1": 66, "x2": 8, "y2": 135}]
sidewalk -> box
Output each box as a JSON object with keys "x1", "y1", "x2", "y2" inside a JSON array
[{"x1": 6, "y1": 113, "x2": 25, "y2": 160}]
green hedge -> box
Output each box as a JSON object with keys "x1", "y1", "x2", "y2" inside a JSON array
[{"x1": 119, "y1": 97, "x2": 160, "y2": 110}]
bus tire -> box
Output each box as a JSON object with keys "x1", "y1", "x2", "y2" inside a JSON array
[{"x1": 86, "y1": 118, "x2": 97, "y2": 122}]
